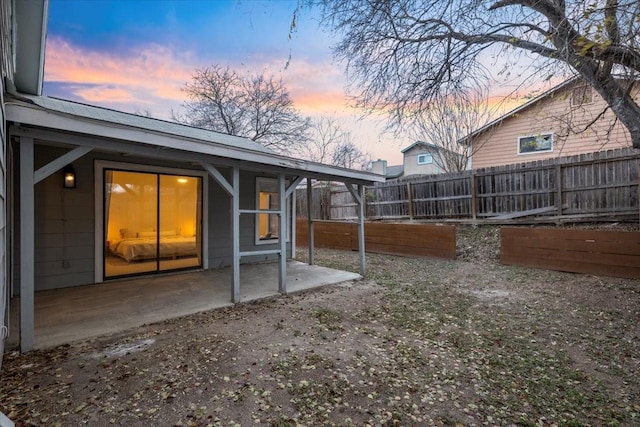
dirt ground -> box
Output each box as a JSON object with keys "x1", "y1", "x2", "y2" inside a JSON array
[{"x1": 1, "y1": 224, "x2": 639, "y2": 426}]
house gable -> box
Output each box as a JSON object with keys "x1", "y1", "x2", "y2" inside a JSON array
[
  {"x1": 401, "y1": 141, "x2": 444, "y2": 176},
  {"x1": 470, "y1": 78, "x2": 638, "y2": 169}
]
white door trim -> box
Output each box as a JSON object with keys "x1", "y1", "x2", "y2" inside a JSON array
[{"x1": 94, "y1": 160, "x2": 209, "y2": 283}]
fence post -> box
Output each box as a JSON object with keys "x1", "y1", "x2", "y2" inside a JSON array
[
  {"x1": 470, "y1": 173, "x2": 477, "y2": 220},
  {"x1": 555, "y1": 163, "x2": 563, "y2": 220},
  {"x1": 407, "y1": 182, "x2": 414, "y2": 220}
]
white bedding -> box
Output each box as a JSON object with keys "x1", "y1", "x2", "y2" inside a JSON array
[{"x1": 109, "y1": 235, "x2": 197, "y2": 262}]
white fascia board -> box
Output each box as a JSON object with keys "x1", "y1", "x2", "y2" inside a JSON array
[
  {"x1": 13, "y1": 0, "x2": 48, "y2": 95},
  {"x1": 6, "y1": 102, "x2": 385, "y2": 184}
]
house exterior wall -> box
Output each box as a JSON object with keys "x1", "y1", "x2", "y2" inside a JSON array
[
  {"x1": 471, "y1": 81, "x2": 638, "y2": 169},
  {"x1": 0, "y1": 0, "x2": 13, "y2": 365},
  {"x1": 13, "y1": 143, "x2": 293, "y2": 293},
  {"x1": 403, "y1": 146, "x2": 444, "y2": 176}
]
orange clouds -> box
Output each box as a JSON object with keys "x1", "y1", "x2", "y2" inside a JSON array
[
  {"x1": 75, "y1": 86, "x2": 136, "y2": 104},
  {"x1": 45, "y1": 36, "x2": 358, "y2": 120},
  {"x1": 45, "y1": 37, "x2": 199, "y2": 117},
  {"x1": 43, "y1": 36, "x2": 404, "y2": 163}
]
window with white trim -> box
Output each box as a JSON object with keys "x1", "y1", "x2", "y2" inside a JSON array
[
  {"x1": 255, "y1": 177, "x2": 290, "y2": 244},
  {"x1": 518, "y1": 133, "x2": 553, "y2": 155},
  {"x1": 417, "y1": 153, "x2": 433, "y2": 165}
]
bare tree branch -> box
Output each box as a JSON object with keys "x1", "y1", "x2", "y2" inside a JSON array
[
  {"x1": 177, "y1": 65, "x2": 311, "y2": 155},
  {"x1": 308, "y1": 0, "x2": 640, "y2": 148},
  {"x1": 305, "y1": 116, "x2": 371, "y2": 170},
  {"x1": 411, "y1": 84, "x2": 493, "y2": 172}
]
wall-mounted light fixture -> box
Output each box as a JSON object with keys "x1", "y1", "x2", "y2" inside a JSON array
[{"x1": 63, "y1": 165, "x2": 76, "y2": 189}]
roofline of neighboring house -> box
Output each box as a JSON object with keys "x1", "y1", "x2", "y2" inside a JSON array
[
  {"x1": 6, "y1": 96, "x2": 385, "y2": 185},
  {"x1": 459, "y1": 74, "x2": 640, "y2": 145},
  {"x1": 458, "y1": 76, "x2": 582, "y2": 144},
  {"x1": 385, "y1": 166, "x2": 404, "y2": 179},
  {"x1": 401, "y1": 140, "x2": 441, "y2": 153}
]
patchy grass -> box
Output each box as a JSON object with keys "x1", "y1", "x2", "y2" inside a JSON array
[{"x1": 1, "y1": 226, "x2": 639, "y2": 426}]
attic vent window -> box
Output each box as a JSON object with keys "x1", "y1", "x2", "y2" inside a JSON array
[
  {"x1": 571, "y1": 85, "x2": 593, "y2": 106},
  {"x1": 417, "y1": 154, "x2": 433, "y2": 165},
  {"x1": 518, "y1": 133, "x2": 553, "y2": 155}
]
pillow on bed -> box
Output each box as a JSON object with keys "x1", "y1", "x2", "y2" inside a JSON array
[{"x1": 137, "y1": 230, "x2": 179, "y2": 238}]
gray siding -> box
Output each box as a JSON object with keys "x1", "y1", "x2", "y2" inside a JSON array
[
  {"x1": 207, "y1": 170, "x2": 292, "y2": 267},
  {"x1": 14, "y1": 144, "x2": 292, "y2": 292},
  {"x1": 0, "y1": 0, "x2": 12, "y2": 365}
]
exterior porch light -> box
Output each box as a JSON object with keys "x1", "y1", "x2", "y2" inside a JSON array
[{"x1": 63, "y1": 165, "x2": 76, "y2": 189}]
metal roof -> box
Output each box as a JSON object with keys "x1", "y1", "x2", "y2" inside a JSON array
[
  {"x1": 24, "y1": 95, "x2": 275, "y2": 154},
  {"x1": 6, "y1": 95, "x2": 385, "y2": 184}
]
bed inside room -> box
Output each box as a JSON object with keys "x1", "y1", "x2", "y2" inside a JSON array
[{"x1": 104, "y1": 169, "x2": 202, "y2": 278}]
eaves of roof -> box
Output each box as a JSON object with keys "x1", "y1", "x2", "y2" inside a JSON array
[
  {"x1": 13, "y1": 0, "x2": 48, "y2": 95},
  {"x1": 6, "y1": 95, "x2": 385, "y2": 185},
  {"x1": 458, "y1": 76, "x2": 581, "y2": 144},
  {"x1": 401, "y1": 140, "x2": 441, "y2": 153}
]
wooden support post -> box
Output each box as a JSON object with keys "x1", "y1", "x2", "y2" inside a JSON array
[
  {"x1": 231, "y1": 167, "x2": 240, "y2": 303},
  {"x1": 306, "y1": 179, "x2": 314, "y2": 265},
  {"x1": 291, "y1": 188, "x2": 296, "y2": 259},
  {"x1": 470, "y1": 173, "x2": 477, "y2": 221},
  {"x1": 278, "y1": 174, "x2": 287, "y2": 294},
  {"x1": 555, "y1": 164, "x2": 563, "y2": 220},
  {"x1": 406, "y1": 182, "x2": 414, "y2": 220},
  {"x1": 20, "y1": 137, "x2": 34, "y2": 351},
  {"x1": 357, "y1": 184, "x2": 366, "y2": 277}
]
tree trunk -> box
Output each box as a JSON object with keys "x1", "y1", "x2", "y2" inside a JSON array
[
  {"x1": 597, "y1": 80, "x2": 640, "y2": 149},
  {"x1": 575, "y1": 66, "x2": 640, "y2": 149}
]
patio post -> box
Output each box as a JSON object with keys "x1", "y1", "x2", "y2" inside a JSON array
[
  {"x1": 346, "y1": 182, "x2": 366, "y2": 277},
  {"x1": 231, "y1": 166, "x2": 240, "y2": 303},
  {"x1": 357, "y1": 184, "x2": 366, "y2": 276},
  {"x1": 19, "y1": 137, "x2": 35, "y2": 351},
  {"x1": 278, "y1": 173, "x2": 287, "y2": 293},
  {"x1": 306, "y1": 179, "x2": 314, "y2": 265}
]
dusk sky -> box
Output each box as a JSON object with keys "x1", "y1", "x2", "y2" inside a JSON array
[
  {"x1": 43, "y1": 0, "x2": 527, "y2": 165},
  {"x1": 43, "y1": 0, "x2": 406, "y2": 163}
]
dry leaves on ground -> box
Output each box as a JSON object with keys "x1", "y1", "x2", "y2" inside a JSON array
[{"x1": 1, "y1": 225, "x2": 639, "y2": 426}]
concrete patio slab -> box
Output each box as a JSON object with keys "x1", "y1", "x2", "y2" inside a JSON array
[{"x1": 7, "y1": 261, "x2": 360, "y2": 350}]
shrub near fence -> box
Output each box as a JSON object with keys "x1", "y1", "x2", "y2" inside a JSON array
[
  {"x1": 297, "y1": 148, "x2": 640, "y2": 223},
  {"x1": 500, "y1": 227, "x2": 640, "y2": 279},
  {"x1": 296, "y1": 219, "x2": 456, "y2": 260}
]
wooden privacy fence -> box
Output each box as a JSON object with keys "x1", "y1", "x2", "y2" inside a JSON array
[
  {"x1": 296, "y1": 219, "x2": 456, "y2": 260},
  {"x1": 296, "y1": 148, "x2": 639, "y2": 222},
  {"x1": 500, "y1": 227, "x2": 640, "y2": 279}
]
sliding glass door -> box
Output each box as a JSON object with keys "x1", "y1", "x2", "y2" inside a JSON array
[{"x1": 104, "y1": 169, "x2": 202, "y2": 278}]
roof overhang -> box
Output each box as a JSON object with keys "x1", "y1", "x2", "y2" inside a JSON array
[
  {"x1": 401, "y1": 141, "x2": 437, "y2": 153},
  {"x1": 13, "y1": 0, "x2": 48, "y2": 95},
  {"x1": 458, "y1": 76, "x2": 582, "y2": 144},
  {"x1": 6, "y1": 98, "x2": 385, "y2": 185}
]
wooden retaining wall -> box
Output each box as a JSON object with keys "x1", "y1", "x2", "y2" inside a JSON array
[
  {"x1": 296, "y1": 219, "x2": 456, "y2": 260},
  {"x1": 500, "y1": 227, "x2": 640, "y2": 279}
]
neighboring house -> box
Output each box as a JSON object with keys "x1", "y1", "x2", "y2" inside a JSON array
[
  {"x1": 1, "y1": 1, "x2": 384, "y2": 354},
  {"x1": 371, "y1": 141, "x2": 464, "y2": 179},
  {"x1": 465, "y1": 77, "x2": 639, "y2": 169}
]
